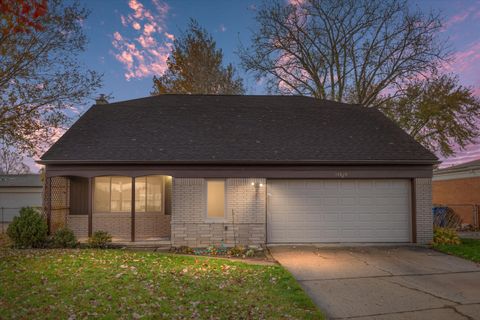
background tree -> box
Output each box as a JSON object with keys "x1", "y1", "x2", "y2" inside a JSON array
[
  {"x1": 241, "y1": 0, "x2": 479, "y2": 157},
  {"x1": 0, "y1": 0, "x2": 102, "y2": 158},
  {"x1": 152, "y1": 19, "x2": 244, "y2": 95},
  {"x1": 0, "y1": 0, "x2": 48, "y2": 35},
  {"x1": 0, "y1": 141, "x2": 30, "y2": 174},
  {"x1": 381, "y1": 74, "x2": 480, "y2": 157}
]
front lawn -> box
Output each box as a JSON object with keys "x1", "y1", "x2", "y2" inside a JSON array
[
  {"x1": 0, "y1": 249, "x2": 323, "y2": 319},
  {"x1": 433, "y1": 238, "x2": 480, "y2": 263}
]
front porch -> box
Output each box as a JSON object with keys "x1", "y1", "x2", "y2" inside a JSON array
[{"x1": 44, "y1": 175, "x2": 172, "y2": 243}]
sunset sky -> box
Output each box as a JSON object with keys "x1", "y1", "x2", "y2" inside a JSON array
[{"x1": 34, "y1": 0, "x2": 480, "y2": 168}]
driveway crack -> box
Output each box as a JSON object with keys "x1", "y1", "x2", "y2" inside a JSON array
[
  {"x1": 450, "y1": 306, "x2": 475, "y2": 320},
  {"x1": 334, "y1": 306, "x2": 471, "y2": 320},
  {"x1": 379, "y1": 277, "x2": 459, "y2": 305},
  {"x1": 347, "y1": 252, "x2": 394, "y2": 276}
]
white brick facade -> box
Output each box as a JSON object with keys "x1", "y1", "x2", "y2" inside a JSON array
[
  {"x1": 67, "y1": 215, "x2": 88, "y2": 239},
  {"x1": 415, "y1": 178, "x2": 433, "y2": 244},
  {"x1": 172, "y1": 177, "x2": 434, "y2": 247},
  {"x1": 64, "y1": 176, "x2": 434, "y2": 246},
  {"x1": 171, "y1": 178, "x2": 266, "y2": 247}
]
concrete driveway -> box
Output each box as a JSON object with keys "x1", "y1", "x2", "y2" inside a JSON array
[{"x1": 269, "y1": 246, "x2": 480, "y2": 319}]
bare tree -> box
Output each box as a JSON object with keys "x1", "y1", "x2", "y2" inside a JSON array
[
  {"x1": 0, "y1": 141, "x2": 30, "y2": 174},
  {"x1": 0, "y1": 0, "x2": 102, "y2": 157},
  {"x1": 240, "y1": 0, "x2": 448, "y2": 107},
  {"x1": 152, "y1": 19, "x2": 244, "y2": 95}
]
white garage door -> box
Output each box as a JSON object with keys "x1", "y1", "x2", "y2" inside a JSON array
[{"x1": 267, "y1": 179, "x2": 411, "y2": 243}]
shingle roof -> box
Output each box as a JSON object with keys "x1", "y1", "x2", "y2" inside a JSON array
[
  {"x1": 40, "y1": 95, "x2": 438, "y2": 164},
  {"x1": 0, "y1": 174, "x2": 42, "y2": 187}
]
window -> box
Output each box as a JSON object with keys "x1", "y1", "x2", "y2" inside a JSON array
[
  {"x1": 111, "y1": 177, "x2": 132, "y2": 212},
  {"x1": 94, "y1": 176, "x2": 163, "y2": 213},
  {"x1": 135, "y1": 176, "x2": 163, "y2": 212},
  {"x1": 207, "y1": 180, "x2": 225, "y2": 219},
  {"x1": 94, "y1": 177, "x2": 112, "y2": 212},
  {"x1": 94, "y1": 176, "x2": 132, "y2": 213}
]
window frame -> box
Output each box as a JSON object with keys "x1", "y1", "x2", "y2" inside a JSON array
[
  {"x1": 93, "y1": 176, "x2": 164, "y2": 214},
  {"x1": 205, "y1": 179, "x2": 227, "y2": 221}
]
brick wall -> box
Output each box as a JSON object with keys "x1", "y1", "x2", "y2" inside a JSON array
[
  {"x1": 432, "y1": 177, "x2": 480, "y2": 225},
  {"x1": 67, "y1": 215, "x2": 88, "y2": 239},
  {"x1": 415, "y1": 178, "x2": 433, "y2": 244},
  {"x1": 93, "y1": 212, "x2": 131, "y2": 241},
  {"x1": 135, "y1": 212, "x2": 171, "y2": 240},
  {"x1": 171, "y1": 178, "x2": 266, "y2": 247}
]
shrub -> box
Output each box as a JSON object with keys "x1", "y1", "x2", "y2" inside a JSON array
[
  {"x1": 0, "y1": 233, "x2": 12, "y2": 248},
  {"x1": 228, "y1": 245, "x2": 247, "y2": 257},
  {"x1": 88, "y1": 230, "x2": 112, "y2": 248},
  {"x1": 6, "y1": 207, "x2": 48, "y2": 248},
  {"x1": 433, "y1": 227, "x2": 461, "y2": 245},
  {"x1": 245, "y1": 248, "x2": 255, "y2": 257},
  {"x1": 52, "y1": 228, "x2": 77, "y2": 248},
  {"x1": 172, "y1": 246, "x2": 194, "y2": 254}
]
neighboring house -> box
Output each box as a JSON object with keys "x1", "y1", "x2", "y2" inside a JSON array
[
  {"x1": 38, "y1": 95, "x2": 437, "y2": 245},
  {"x1": 433, "y1": 159, "x2": 480, "y2": 228},
  {"x1": 0, "y1": 174, "x2": 43, "y2": 232}
]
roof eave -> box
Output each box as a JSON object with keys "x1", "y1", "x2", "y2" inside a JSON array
[{"x1": 37, "y1": 159, "x2": 439, "y2": 166}]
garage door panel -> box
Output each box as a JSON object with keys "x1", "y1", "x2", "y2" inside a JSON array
[{"x1": 267, "y1": 179, "x2": 411, "y2": 243}]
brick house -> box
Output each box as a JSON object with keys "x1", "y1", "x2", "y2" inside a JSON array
[
  {"x1": 38, "y1": 95, "x2": 437, "y2": 246},
  {"x1": 433, "y1": 160, "x2": 480, "y2": 228}
]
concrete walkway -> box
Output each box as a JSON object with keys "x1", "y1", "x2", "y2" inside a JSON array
[{"x1": 269, "y1": 245, "x2": 480, "y2": 319}]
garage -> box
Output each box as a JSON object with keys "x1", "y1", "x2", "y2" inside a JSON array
[{"x1": 267, "y1": 179, "x2": 411, "y2": 243}]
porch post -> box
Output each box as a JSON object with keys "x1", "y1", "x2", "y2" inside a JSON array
[
  {"x1": 131, "y1": 177, "x2": 136, "y2": 242},
  {"x1": 88, "y1": 177, "x2": 93, "y2": 237},
  {"x1": 46, "y1": 177, "x2": 52, "y2": 235},
  {"x1": 411, "y1": 178, "x2": 417, "y2": 243}
]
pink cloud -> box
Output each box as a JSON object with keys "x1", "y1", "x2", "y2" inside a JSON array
[
  {"x1": 113, "y1": 31, "x2": 122, "y2": 41},
  {"x1": 287, "y1": 0, "x2": 305, "y2": 5},
  {"x1": 164, "y1": 32, "x2": 174, "y2": 41},
  {"x1": 444, "y1": 11, "x2": 470, "y2": 29},
  {"x1": 442, "y1": 4, "x2": 480, "y2": 31},
  {"x1": 143, "y1": 23, "x2": 155, "y2": 35},
  {"x1": 440, "y1": 41, "x2": 480, "y2": 97},
  {"x1": 440, "y1": 141, "x2": 480, "y2": 167},
  {"x1": 112, "y1": 0, "x2": 173, "y2": 80},
  {"x1": 132, "y1": 22, "x2": 141, "y2": 30}
]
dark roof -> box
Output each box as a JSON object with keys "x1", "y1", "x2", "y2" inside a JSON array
[
  {"x1": 0, "y1": 174, "x2": 42, "y2": 187},
  {"x1": 435, "y1": 158, "x2": 480, "y2": 174},
  {"x1": 40, "y1": 95, "x2": 438, "y2": 165}
]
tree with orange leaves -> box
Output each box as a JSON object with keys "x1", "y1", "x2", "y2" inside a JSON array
[{"x1": 0, "y1": 0, "x2": 47, "y2": 34}]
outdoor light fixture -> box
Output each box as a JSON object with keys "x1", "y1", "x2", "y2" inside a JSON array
[{"x1": 251, "y1": 182, "x2": 264, "y2": 187}]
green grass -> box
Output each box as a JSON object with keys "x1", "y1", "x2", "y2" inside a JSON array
[
  {"x1": 0, "y1": 249, "x2": 323, "y2": 319},
  {"x1": 433, "y1": 238, "x2": 480, "y2": 263}
]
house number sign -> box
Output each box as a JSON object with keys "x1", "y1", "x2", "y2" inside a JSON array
[{"x1": 335, "y1": 171, "x2": 349, "y2": 178}]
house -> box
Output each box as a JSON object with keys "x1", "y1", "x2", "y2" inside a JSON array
[
  {"x1": 433, "y1": 159, "x2": 480, "y2": 228},
  {"x1": 38, "y1": 95, "x2": 438, "y2": 245},
  {"x1": 0, "y1": 174, "x2": 43, "y2": 232}
]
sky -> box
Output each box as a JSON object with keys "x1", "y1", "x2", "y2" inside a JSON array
[{"x1": 28, "y1": 0, "x2": 480, "y2": 169}]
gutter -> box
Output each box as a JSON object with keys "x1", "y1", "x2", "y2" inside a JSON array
[{"x1": 36, "y1": 159, "x2": 439, "y2": 166}]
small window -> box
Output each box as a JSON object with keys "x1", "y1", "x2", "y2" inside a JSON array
[{"x1": 207, "y1": 180, "x2": 225, "y2": 219}]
